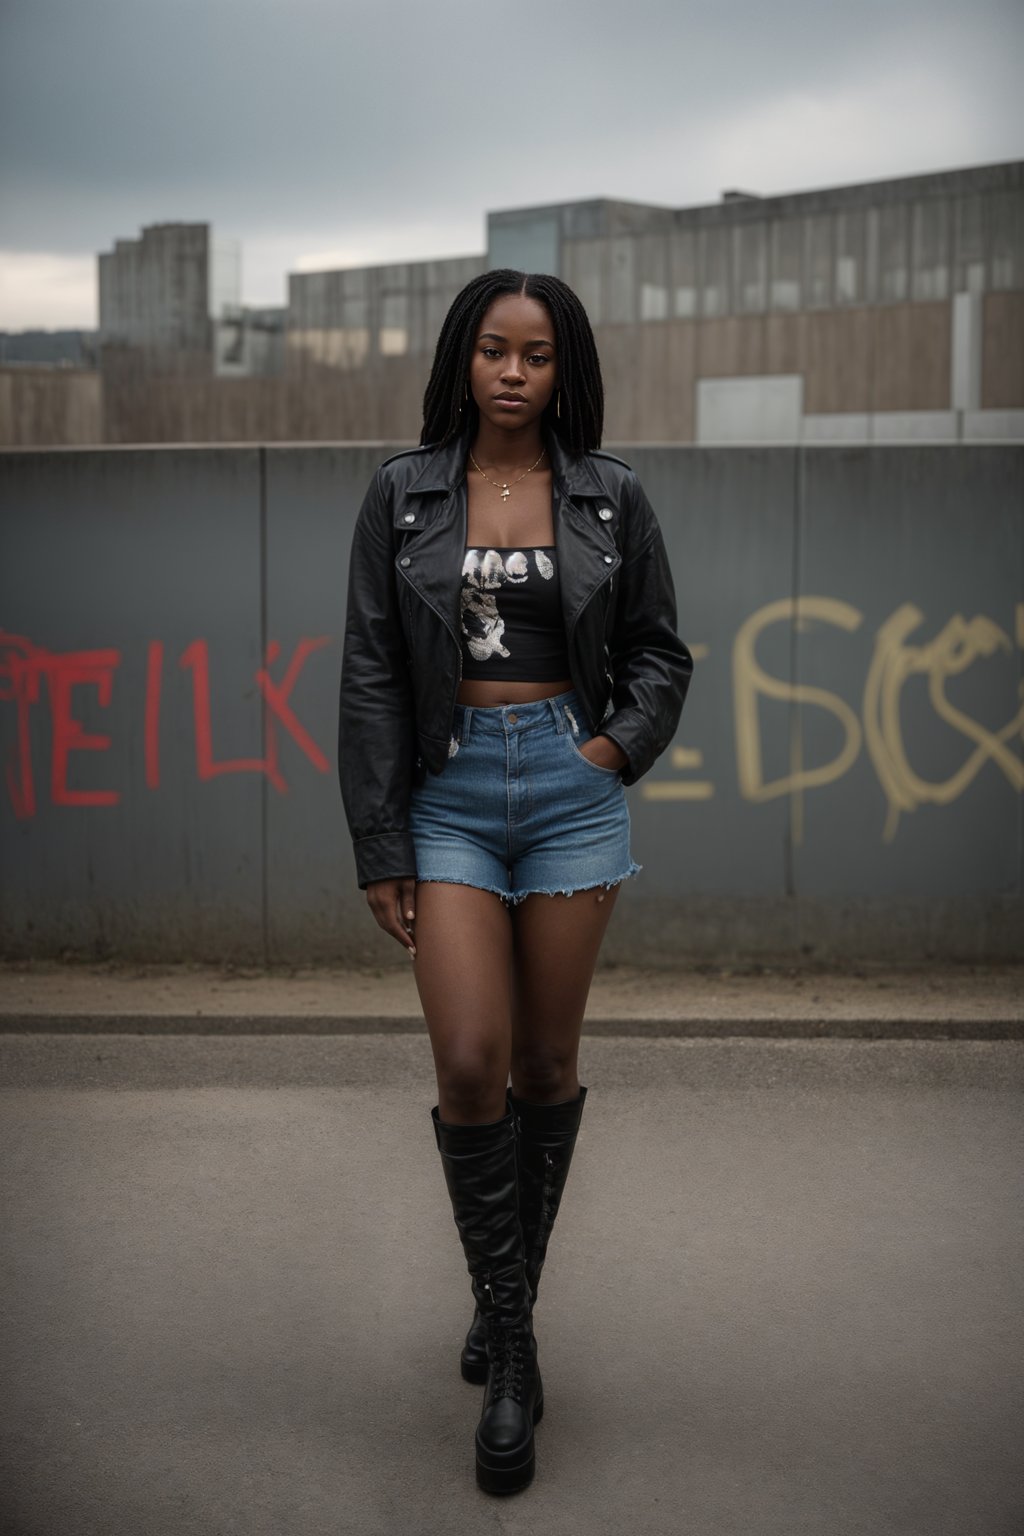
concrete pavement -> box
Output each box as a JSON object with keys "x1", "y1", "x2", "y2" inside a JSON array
[
  {"x1": 2, "y1": 1021, "x2": 1022, "y2": 1535},
  {"x1": 1, "y1": 958, "x2": 1022, "y2": 1037}
]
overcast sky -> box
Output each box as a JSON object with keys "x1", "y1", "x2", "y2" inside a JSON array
[{"x1": 1, "y1": 0, "x2": 1021, "y2": 329}]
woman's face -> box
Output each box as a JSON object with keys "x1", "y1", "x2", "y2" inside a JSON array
[{"x1": 468, "y1": 291, "x2": 558, "y2": 435}]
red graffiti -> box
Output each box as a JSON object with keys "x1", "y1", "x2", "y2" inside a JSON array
[
  {"x1": 0, "y1": 629, "x2": 334, "y2": 818},
  {"x1": 179, "y1": 638, "x2": 273, "y2": 782},
  {"x1": 0, "y1": 632, "x2": 121, "y2": 813},
  {"x1": 256, "y1": 637, "x2": 332, "y2": 773}
]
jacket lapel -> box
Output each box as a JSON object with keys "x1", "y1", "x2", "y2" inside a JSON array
[
  {"x1": 397, "y1": 422, "x2": 620, "y2": 644},
  {"x1": 546, "y1": 430, "x2": 622, "y2": 631},
  {"x1": 396, "y1": 480, "x2": 466, "y2": 643}
]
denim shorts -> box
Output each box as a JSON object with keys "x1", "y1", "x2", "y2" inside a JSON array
[{"x1": 408, "y1": 687, "x2": 641, "y2": 904}]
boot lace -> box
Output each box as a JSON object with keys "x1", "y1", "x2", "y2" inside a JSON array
[{"x1": 488, "y1": 1325, "x2": 527, "y2": 1400}]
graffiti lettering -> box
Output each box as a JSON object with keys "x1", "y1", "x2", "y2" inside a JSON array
[
  {"x1": 732, "y1": 597, "x2": 863, "y2": 843},
  {"x1": 863, "y1": 603, "x2": 1024, "y2": 841},
  {"x1": 255, "y1": 636, "x2": 332, "y2": 773},
  {"x1": 0, "y1": 630, "x2": 334, "y2": 818},
  {"x1": 0, "y1": 632, "x2": 121, "y2": 813},
  {"x1": 4, "y1": 604, "x2": 1021, "y2": 839},
  {"x1": 643, "y1": 597, "x2": 1024, "y2": 841},
  {"x1": 179, "y1": 638, "x2": 274, "y2": 783}
]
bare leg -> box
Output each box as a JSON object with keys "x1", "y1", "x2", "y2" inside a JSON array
[
  {"x1": 509, "y1": 885, "x2": 620, "y2": 1102},
  {"x1": 411, "y1": 881, "x2": 514, "y2": 1124}
]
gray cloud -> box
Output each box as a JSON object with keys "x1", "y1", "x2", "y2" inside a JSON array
[{"x1": 1, "y1": 0, "x2": 1021, "y2": 318}]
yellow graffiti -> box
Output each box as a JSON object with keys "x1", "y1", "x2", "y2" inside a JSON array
[
  {"x1": 732, "y1": 597, "x2": 864, "y2": 844},
  {"x1": 641, "y1": 645, "x2": 715, "y2": 800},
  {"x1": 863, "y1": 602, "x2": 1024, "y2": 841},
  {"x1": 643, "y1": 745, "x2": 715, "y2": 800},
  {"x1": 641, "y1": 597, "x2": 1024, "y2": 841}
]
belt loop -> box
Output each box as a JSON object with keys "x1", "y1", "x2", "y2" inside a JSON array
[
  {"x1": 460, "y1": 705, "x2": 473, "y2": 744},
  {"x1": 549, "y1": 696, "x2": 566, "y2": 734}
]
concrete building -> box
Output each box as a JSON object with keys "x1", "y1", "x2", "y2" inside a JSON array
[
  {"x1": 285, "y1": 254, "x2": 485, "y2": 439},
  {"x1": 98, "y1": 221, "x2": 285, "y2": 378},
  {"x1": 4, "y1": 159, "x2": 1018, "y2": 446},
  {"x1": 98, "y1": 222, "x2": 228, "y2": 358},
  {"x1": 91, "y1": 222, "x2": 287, "y2": 442},
  {"x1": 213, "y1": 303, "x2": 287, "y2": 378},
  {"x1": 287, "y1": 158, "x2": 1022, "y2": 443}
]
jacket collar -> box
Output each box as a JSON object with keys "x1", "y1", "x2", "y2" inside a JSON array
[{"x1": 405, "y1": 420, "x2": 608, "y2": 499}]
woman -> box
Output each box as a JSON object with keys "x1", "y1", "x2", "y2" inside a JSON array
[{"x1": 338, "y1": 269, "x2": 693, "y2": 1494}]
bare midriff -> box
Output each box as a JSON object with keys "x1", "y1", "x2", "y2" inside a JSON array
[{"x1": 456, "y1": 677, "x2": 574, "y2": 707}]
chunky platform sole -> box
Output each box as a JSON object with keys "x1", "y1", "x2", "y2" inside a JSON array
[
  {"x1": 475, "y1": 1393, "x2": 545, "y2": 1495},
  {"x1": 461, "y1": 1350, "x2": 489, "y2": 1385}
]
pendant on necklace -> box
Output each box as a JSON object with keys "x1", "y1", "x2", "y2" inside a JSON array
[{"x1": 501, "y1": 485, "x2": 510, "y2": 500}]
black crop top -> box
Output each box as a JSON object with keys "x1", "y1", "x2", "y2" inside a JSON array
[{"x1": 459, "y1": 545, "x2": 571, "y2": 682}]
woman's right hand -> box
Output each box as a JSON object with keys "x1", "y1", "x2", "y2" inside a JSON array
[{"x1": 366, "y1": 878, "x2": 417, "y2": 957}]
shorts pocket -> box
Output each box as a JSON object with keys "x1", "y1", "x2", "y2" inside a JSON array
[{"x1": 566, "y1": 730, "x2": 622, "y2": 778}]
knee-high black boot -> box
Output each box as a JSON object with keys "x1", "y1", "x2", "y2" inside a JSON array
[
  {"x1": 460, "y1": 1085, "x2": 589, "y2": 1385},
  {"x1": 432, "y1": 1103, "x2": 544, "y2": 1495},
  {"x1": 459, "y1": 1087, "x2": 512, "y2": 1384}
]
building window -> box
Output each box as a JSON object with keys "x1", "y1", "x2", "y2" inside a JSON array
[
  {"x1": 638, "y1": 283, "x2": 666, "y2": 319},
  {"x1": 878, "y1": 203, "x2": 909, "y2": 302},
  {"x1": 637, "y1": 233, "x2": 669, "y2": 321},
  {"x1": 953, "y1": 194, "x2": 987, "y2": 295},
  {"x1": 699, "y1": 225, "x2": 730, "y2": 317},
  {"x1": 379, "y1": 292, "x2": 408, "y2": 356},
  {"x1": 734, "y1": 221, "x2": 767, "y2": 312},
  {"x1": 330, "y1": 328, "x2": 371, "y2": 368},
  {"x1": 769, "y1": 219, "x2": 802, "y2": 311},
  {"x1": 670, "y1": 227, "x2": 698, "y2": 317},
  {"x1": 608, "y1": 237, "x2": 636, "y2": 323},
  {"x1": 911, "y1": 198, "x2": 950, "y2": 301},
  {"x1": 990, "y1": 188, "x2": 1024, "y2": 291},
  {"x1": 835, "y1": 209, "x2": 864, "y2": 305},
  {"x1": 804, "y1": 214, "x2": 833, "y2": 308},
  {"x1": 564, "y1": 239, "x2": 603, "y2": 324}
]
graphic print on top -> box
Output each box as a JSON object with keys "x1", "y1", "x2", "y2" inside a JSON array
[{"x1": 460, "y1": 547, "x2": 556, "y2": 663}]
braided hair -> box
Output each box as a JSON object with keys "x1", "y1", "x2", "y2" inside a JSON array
[{"x1": 420, "y1": 269, "x2": 604, "y2": 454}]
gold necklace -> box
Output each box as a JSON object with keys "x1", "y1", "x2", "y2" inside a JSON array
[{"x1": 468, "y1": 447, "x2": 546, "y2": 501}]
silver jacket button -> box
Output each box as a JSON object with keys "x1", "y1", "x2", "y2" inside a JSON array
[
  {"x1": 598, "y1": 508, "x2": 613, "y2": 521},
  {"x1": 400, "y1": 556, "x2": 411, "y2": 567},
  {"x1": 603, "y1": 554, "x2": 614, "y2": 564},
  {"x1": 403, "y1": 512, "x2": 415, "y2": 523}
]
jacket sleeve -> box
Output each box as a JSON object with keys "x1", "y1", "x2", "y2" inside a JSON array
[
  {"x1": 599, "y1": 472, "x2": 694, "y2": 785},
  {"x1": 337, "y1": 466, "x2": 419, "y2": 889}
]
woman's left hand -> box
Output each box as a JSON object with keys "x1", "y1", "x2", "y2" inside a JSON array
[{"x1": 577, "y1": 734, "x2": 628, "y2": 772}]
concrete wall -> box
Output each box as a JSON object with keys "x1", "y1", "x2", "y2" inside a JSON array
[{"x1": 1, "y1": 444, "x2": 1021, "y2": 965}]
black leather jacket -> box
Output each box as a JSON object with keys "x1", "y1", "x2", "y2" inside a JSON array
[{"x1": 338, "y1": 423, "x2": 694, "y2": 889}]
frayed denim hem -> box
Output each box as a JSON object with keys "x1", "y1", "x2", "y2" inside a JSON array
[
  {"x1": 414, "y1": 875, "x2": 515, "y2": 903},
  {"x1": 505, "y1": 860, "x2": 643, "y2": 906},
  {"x1": 415, "y1": 862, "x2": 642, "y2": 907}
]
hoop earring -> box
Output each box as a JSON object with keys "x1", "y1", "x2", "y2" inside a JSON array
[{"x1": 556, "y1": 389, "x2": 562, "y2": 420}]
